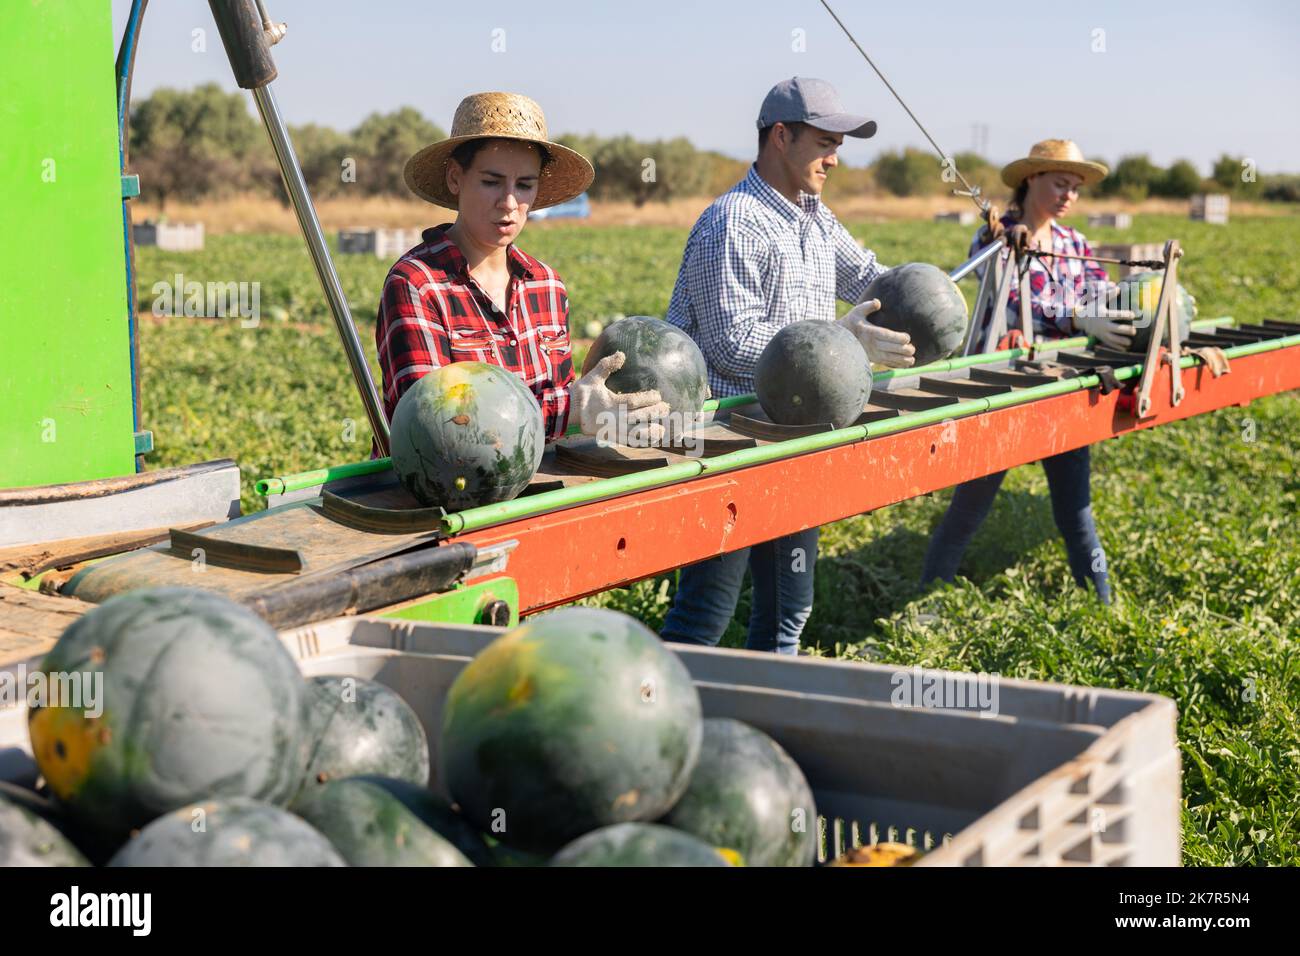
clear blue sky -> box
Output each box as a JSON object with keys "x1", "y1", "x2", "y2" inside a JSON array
[{"x1": 113, "y1": 0, "x2": 1300, "y2": 173}]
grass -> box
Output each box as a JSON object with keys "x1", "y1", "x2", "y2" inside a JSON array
[{"x1": 134, "y1": 214, "x2": 1299, "y2": 865}]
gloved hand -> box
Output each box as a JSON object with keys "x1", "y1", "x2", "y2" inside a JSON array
[
  {"x1": 837, "y1": 299, "x2": 916, "y2": 368},
  {"x1": 567, "y1": 351, "x2": 671, "y2": 446},
  {"x1": 1073, "y1": 301, "x2": 1139, "y2": 351}
]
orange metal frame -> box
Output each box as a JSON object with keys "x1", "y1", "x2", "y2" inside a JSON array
[{"x1": 458, "y1": 350, "x2": 1300, "y2": 616}]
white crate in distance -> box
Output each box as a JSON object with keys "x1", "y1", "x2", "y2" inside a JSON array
[
  {"x1": 133, "y1": 220, "x2": 204, "y2": 251},
  {"x1": 1088, "y1": 213, "x2": 1132, "y2": 229},
  {"x1": 0, "y1": 615, "x2": 1180, "y2": 866},
  {"x1": 1094, "y1": 242, "x2": 1166, "y2": 278},
  {"x1": 338, "y1": 228, "x2": 425, "y2": 258},
  {"x1": 1190, "y1": 194, "x2": 1229, "y2": 224},
  {"x1": 934, "y1": 210, "x2": 977, "y2": 225}
]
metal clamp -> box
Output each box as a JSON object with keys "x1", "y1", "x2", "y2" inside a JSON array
[{"x1": 1134, "y1": 240, "x2": 1185, "y2": 417}]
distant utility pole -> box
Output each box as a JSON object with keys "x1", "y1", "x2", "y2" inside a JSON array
[{"x1": 970, "y1": 123, "x2": 989, "y2": 157}]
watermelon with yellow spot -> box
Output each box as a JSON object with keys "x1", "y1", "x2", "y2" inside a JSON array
[
  {"x1": 550, "y1": 823, "x2": 734, "y2": 867},
  {"x1": 390, "y1": 361, "x2": 544, "y2": 510},
  {"x1": 28, "y1": 587, "x2": 310, "y2": 848},
  {"x1": 440, "y1": 607, "x2": 703, "y2": 854},
  {"x1": 108, "y1": 797, "x2": 345, "y2": 867},
  {"x1": 1111, "y1": 271, "x2": 1196, "y2": 352}
]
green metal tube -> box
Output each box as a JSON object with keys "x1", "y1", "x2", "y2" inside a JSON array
[
  {"x1": 256, "y1": 457, "x2": 392, "y2": 497},
  {"x1": 441, "y1": 460, "x2": 704, "y2": 535}
]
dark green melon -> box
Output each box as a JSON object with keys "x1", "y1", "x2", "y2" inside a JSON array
[
  {"x1": 390, "y1": 361, "x2": 544, "y2": 509},
  {"x1": 662, "y1": 717, "x2": 816, "y2": 867},
  {"x1": 863, "y1": 262, "x2": 969, "y2": 366},
  {"x1": 755, "y1": 320, "x2": 871, "y2": 428},
  {"x1": 0, "y1": 782, "x2": 90, "y2": 866},
  {"x1": 551, "y1": 823, "x2": 733, "y2": 867},
  {"x1": 28, "y1": 587, "x2": 309, "y2": 846},
  {"x1": 108, "y1": 797, "x2": 345, "y2": 867},
  {"x1": 441, "y1": 607, "x2": 703, "y2": 854},
  {"x1": 1111, "y1": 271, "x2": 1196, "y2": 351},
  {"x1": 291, "y1": 776, "x2": 475, "y2": 867},
  {"x1": 581, "y1": 316, "x2": 710, "y2": 417},
  {"x1": 298, "y1": 676, "x2": 429, "y2": 793}
]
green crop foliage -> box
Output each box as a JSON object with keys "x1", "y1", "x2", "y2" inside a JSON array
[{"x1": 134, "y1": 214, "x2": 1299, "y2": 865}]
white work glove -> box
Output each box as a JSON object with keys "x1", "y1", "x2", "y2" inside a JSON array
[
  {"x1": 837, "y1": 299, "x2": 916, "y2": 368},
  {"x1": 1073, "y1": 301, "x2": 1138, "y2": 351},
  {"x1": 568, "y1": 351, "x2": 672, "y2": 447}
]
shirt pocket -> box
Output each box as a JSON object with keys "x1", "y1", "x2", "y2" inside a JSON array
[
  {"x1": 537, "y1": 329, "x2": 573, "y2": 383},
  {"x1": 448, "y1": 329, "x2": 503, "y2": 362}
]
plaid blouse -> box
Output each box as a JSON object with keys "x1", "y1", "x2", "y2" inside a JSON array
[
  {"x1": 667, "y1": 165, "x2": 886, "y2": 397},
  {"x1": 376, "y1": 225, "x2": 574, "y2": 441},
  {"x1": 969, "y1": 215, "x2": 1109, "y2": 339}
]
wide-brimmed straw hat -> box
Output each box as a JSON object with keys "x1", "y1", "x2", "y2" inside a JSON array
[
  {"x1": 403, "y1": 92, "x2": 594, "y2": 210},
  {"x1": 1001, "y1": 139, "x2": 1109, "y2": 188}
]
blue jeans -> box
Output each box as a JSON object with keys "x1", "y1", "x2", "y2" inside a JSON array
[
  {"x1": 660, "y1": 527, "x2": 820, "y2": 655},
  {"x1": 920, "y1": 445, "x2": 1112, "y2": 603}
]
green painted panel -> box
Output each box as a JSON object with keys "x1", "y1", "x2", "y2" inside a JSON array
[
  {"x1": 380, "y1": 578, "x2": 520, "y2": 627},
  {"x1": 0, "y1": 0, "x2": 135, "y2": 488}
]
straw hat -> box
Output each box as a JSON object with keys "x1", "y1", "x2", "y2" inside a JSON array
[
  {"x1": 1001, "y1": 139, "x2": 1109, "y2": 189},
  {"x1": 403, "y1": 92, "x2": 594, "y2": 210}
]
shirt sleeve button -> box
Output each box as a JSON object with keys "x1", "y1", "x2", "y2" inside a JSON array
[{"x1": 510, "y1": 338, "x2": 518, "y2": 346}]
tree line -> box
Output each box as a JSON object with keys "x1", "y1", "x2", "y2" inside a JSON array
[{"x1": 129, "y1": 85, "x2": 1295, "y2": 208}]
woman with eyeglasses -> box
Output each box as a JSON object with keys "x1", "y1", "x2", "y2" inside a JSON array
[{"x1": 920, "y1": 139, "x2": 1135, "y2": 605}]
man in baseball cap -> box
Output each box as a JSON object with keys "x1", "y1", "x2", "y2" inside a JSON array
[{"x1": 660, "y1": 77, "x2": 913, "y2": 655}]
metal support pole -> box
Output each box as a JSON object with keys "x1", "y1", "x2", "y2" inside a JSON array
[{"x1": 250, "y1": 86, "x2": 391, "y2": 455}]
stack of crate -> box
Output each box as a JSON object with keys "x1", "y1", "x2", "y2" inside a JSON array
[{"x1": 338, "y1": 228, "x2": 425, "y2": 258}]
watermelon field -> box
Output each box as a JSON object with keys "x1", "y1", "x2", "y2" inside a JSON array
[{"x1": 133, "y1": 213, "x2": 1299, "y2": 866}]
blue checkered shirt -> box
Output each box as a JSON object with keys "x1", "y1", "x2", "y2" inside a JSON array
[{"x1": 666, "y1": 165, "x2": 886, "y2": 397}]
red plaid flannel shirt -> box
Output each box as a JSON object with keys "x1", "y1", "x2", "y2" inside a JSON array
[
  {"x1": 970, "y1": 215, "x2": 1110, "y2": 339},
  {"x1": 376, "y1": 225, "x2": 575, "y2": 441}
]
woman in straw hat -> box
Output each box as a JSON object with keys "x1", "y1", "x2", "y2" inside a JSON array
[
  {"x1": 919, "y1": 139, "x2": 1136, "y2": 605},
  {"x1": 377, "y1": 91, "x2": 670, "y2": 446}
]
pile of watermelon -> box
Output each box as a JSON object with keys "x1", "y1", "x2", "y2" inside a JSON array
[{"x1": 3, "y1": 589, "x2": 824, "y2": 867}]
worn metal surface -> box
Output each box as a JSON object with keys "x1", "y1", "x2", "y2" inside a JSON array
[
  {"x1": 239, "y1": 541, "x2": 477, "y2": 630},
  {"x1": 65, "y1": 493, "x2": 443, "y2": 603},
  {"x1": 0, "y1": 460, "x2": 241, "y2": 549}
]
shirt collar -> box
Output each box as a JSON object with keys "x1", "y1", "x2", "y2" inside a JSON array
[
  {"x1": 745, "y1": 165, "x2": 821, "y2": 223},
  {"x1": 421, "y1": 224, "x2": 539, "y2": 281}
]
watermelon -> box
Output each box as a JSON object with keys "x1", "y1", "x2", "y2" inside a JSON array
[
  {"x1": 551, "y1": 823, "x2": 733, "y2": 867},
  {"x1": 0, "y1": 782, "x2": 90, "y2": 866},
  {"x1": 440, "y1": 607, "x2": 703, "y2": 853},
  {"x1": 390, "y1": 361, "x2": 544, "y2": 510},
  {"x1": 581, "y1": 316, "x2": 710, "y2": 418},
  {"x1": 291, "y1": 776, "x2": 477, "y2": 867},
  {"x1": 828, "y1": 842, "x2": 923, "y2": 866},
  {"x1": 108, "y1": 797, "x2": 345, "y2": 867},
  {"x1": 27, "y1": 587, "x2": 310, "y2": 846},
  {"x1": 662, "y1": 718, "x2": 817, "y2": 867},
  {"x1": 1111, "y1": 271, "x2": 1196, "y2": 351},
  {"x1": 299, "y1": 676, "x2": 429, "y2": 792},
  {"x1": 754, "y1": 320, "x2": 871, "y2": 428},
  {"x1": 863, "y1": 262, "x2": 969, "y2": 366}
]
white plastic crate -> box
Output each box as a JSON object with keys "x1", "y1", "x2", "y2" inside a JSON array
[{"x1": 0, "y1": 615, "x2": 1180, "y2": 866}]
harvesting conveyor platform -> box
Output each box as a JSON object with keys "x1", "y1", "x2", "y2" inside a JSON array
[{"x1": 33, "y1": 315, "x2": 1298, "y2": 629}]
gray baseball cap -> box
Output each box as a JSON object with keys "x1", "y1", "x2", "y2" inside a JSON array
[{"x1": 756, "y1": 76, "x2": 877, "y2": 138}]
